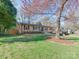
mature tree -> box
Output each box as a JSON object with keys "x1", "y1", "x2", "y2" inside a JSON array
[
  {"x1": 62, "y1": 0, "x2": 79, "y2": 32},
  {"x1": 21, "y1": 0, "x2": 79, "y2": 38},
  {"x1": 0, "y1": 0, "x2": 16, "y2": 32}
]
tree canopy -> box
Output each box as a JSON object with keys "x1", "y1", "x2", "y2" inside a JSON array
[{"x1": 0, "y1": 0, "x2": 16, "y2": 29}]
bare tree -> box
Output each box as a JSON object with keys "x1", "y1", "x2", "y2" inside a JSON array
[
  {"x1": 21, "y1": 0, "x2": 79, "y2": 38},
  {"x1": 55, "y1": 0, "x2": 68, "y2": 38}
]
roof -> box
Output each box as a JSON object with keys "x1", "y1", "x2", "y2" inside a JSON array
[{"x1": 17, "y1": 22, "x2": 53, "y2": 28}]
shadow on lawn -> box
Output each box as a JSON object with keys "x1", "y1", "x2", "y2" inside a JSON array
[
  {"x1": 0, "y1": 33, "x2": 23, "y2": 38},
  {"x1": 0, "y1": 35, "x2": 48, "y2": 43}
]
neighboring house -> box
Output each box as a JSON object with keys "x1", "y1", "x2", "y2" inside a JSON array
[{"x1": 16, "y1": 22, "x2": 53, "y2": 34}]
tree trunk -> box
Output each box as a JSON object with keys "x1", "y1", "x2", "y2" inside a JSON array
[
  {"x1": 56, "y1": 17, "x2": 61, "y2": 38},
  {"x1": 55, "y1": 0, "x2": 68, "y2": 38}
]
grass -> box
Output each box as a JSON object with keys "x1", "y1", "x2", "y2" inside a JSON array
[
  {"x1": 0, "y1": 34, "x2": 47, "y2": 43},
  {"x1": 65, "y1": 34, "x2": 79, "y2": 42},
  {"x1": 0, "y1": 34, "x2": 79, "y2": 59}
]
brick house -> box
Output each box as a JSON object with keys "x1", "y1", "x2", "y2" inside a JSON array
[{"x1": 16, "y1": 23, "x2": 53, "y2": 34}]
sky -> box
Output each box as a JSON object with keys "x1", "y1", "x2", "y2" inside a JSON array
[
  {"x1": 11, "y1": 0, "x2": 79, "y2": 25},
  {"x1": 11, "y1": 0, "x2": 59, "y2": 23}
]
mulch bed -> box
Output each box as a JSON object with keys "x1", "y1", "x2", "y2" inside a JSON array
[{"x1": 48, "y1": 37, "x2": 77, "y2": 46}]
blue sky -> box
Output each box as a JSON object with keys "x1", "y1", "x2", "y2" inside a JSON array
[
  {"x1": 12, "y1": 0, "x2": 59, "y2": 22},
  {"x1": 11, "y1": 0, "x2": 79, "y2": 25}
]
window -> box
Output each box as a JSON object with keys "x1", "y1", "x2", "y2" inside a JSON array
[
  {"x1": 24, "y1": 25, "x2": 29, "y2": 30},
  {"x1": 33, "y1": 26, "x2": 37, "y2": 30}
]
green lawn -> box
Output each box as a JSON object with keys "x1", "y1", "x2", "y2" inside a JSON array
[
  {"x1": 0, "y1": 34, "x2": 79, "y2": 59},
  {"x1": 65, "y1": 34, "x2": 79, "y2": 42}
]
